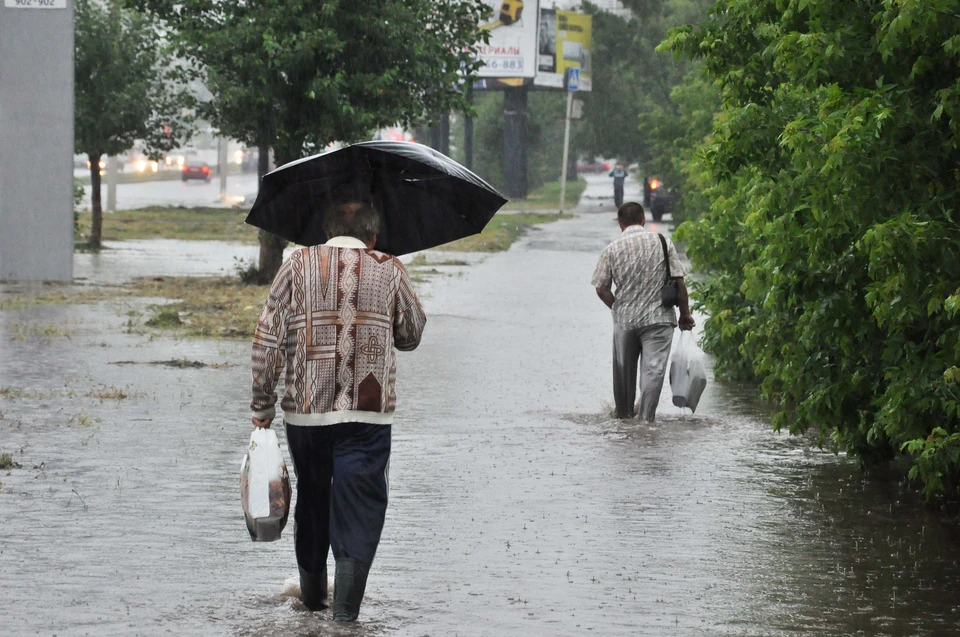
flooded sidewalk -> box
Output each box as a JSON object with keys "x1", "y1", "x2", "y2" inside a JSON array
[{"x1": 2, "y1": 176, "x2": 960, "y2": 636}]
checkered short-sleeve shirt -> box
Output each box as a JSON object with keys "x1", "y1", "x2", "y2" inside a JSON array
[{"x1": 591, "y1": 225, "x2": 685, "y2": 329}]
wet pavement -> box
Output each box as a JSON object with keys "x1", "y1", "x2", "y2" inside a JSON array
[{"x1": 3, "y1": 174, "x2": 960, "y2": 636}]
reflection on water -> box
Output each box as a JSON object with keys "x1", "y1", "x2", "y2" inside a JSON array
[{"x1": 2, "y1": 178, "x2": 959, "y2": 636}]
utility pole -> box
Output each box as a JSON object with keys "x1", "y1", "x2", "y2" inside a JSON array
[{"x1": 559, "y1": 69, "x2": 580, "y2": 214}]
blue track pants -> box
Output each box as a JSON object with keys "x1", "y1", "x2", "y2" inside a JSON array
[{"x1": 285, "y1": 422, "x2": 391, "y2": 573}]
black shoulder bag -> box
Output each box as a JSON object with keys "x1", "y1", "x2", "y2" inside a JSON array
[{"x1": 658, "y1": 234, "x2": 680, "y2": 308}]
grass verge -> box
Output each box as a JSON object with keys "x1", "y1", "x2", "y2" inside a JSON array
[
  {"x1": 435, "y1": 212, "x2": 571, "y2": 252},
  {"x1": 0, "y1": 285, "x2": 123, "y2": 311},
  {"x1": 132, "y1": 277, "x2": 269, "y2": 338},
  {"x1": 75, "y1": 206, "x2": 256, "y2": 243},
  {"x1": 500, "y1": 177, "x2": 588, "y2": 212}
]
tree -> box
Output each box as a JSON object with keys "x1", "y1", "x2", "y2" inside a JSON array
[
  {"x1": 579, "y1": 1, "x2": 712, "y2": 169},
  {"x1": 461, "y1": 89, "x2": 574, "y2": 194},
  {"x1": 139, "y1": 0, "x2": 490, "y2": 282},
  {"x1": 74, "y1": 0, "x2": 192, "y2": 248},
  {"x1": 668, "y1": 0, "x2": 960, "y2": 496}
]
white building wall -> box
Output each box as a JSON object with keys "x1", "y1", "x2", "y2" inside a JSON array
[{"x1": 0, "y1": 1, "x2": 75, "y2": 282}]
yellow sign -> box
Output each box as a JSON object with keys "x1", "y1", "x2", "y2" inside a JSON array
[{"x1": 555, "y1": 11, "x2": 592, "y2": 90}]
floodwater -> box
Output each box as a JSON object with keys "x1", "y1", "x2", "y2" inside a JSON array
[{"x1": 2, "y1": 175, "x2": 960, "y2": 636}]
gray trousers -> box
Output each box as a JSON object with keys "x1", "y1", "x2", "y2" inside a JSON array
[{"x1": 613, "y1": 323, "x2": 674, "y2": 421}]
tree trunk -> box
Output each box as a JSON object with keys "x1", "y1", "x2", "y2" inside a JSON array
[
  {"x1": 255, "y1": 144, "x2": 289, "y2": 284},
  {"x1": 88, "y1": 153, "x2": 103, "y2": 248},
  {"x1": 257, "y1": 144, "x2": 270, "y2": 181},
  {"x1": 256, "y1": 229, "x2": 287, "y2": 284}
]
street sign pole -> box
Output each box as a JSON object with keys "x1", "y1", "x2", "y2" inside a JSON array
[
  {"x1": 559, "y1": 91, "x2": 573, "y2": 214},
  {"x1": 559, "y1": 69, "x2": 579, "y2": 214}
]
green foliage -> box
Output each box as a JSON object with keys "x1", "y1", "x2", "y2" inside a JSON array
[
  {"x1": 74, "y1": 0, "x2": 193, "y2": 161},
  {"x1": 638, "y1": 68, "x2": 720, "y2": 222},
  {"x1": 145, "y1": 308, "x2": 183, "y2": 328},
  {"x1": 75, "y1": 0, "x2": 194, "y2": 247},
  {"x1": 579, "y1": 0, "x2": 716, "y2": 220},
  {"x1": 138, "y1": 0, "x2": 489, "y2": 163},
  {"x1": 669, "y1": 0, "x2": 960, "y2": 496},
  {"x1": 464, "y1": 90, "x2": 575, "y2": 194},
  {"x1": 137, "y1": 0, "x2": 489, "y2": 280}
]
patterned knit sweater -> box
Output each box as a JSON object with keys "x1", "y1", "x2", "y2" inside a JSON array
[{"x1": 251, "y1": 237, "x2": 426, "y2": 426}]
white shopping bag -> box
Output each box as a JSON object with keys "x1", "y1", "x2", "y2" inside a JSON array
[
  {"x1": 240, "y1": 428, "x2": 291, "y2": 542},
  {"x1": 670, "y1": 331, "x2": 708, "y2": 413}
]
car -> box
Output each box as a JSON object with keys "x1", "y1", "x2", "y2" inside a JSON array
[
  {"x1": 182, "y1": 161, "x2": 212, "y2": 183},
  {"x1": 130, "y1": 156, "x2": 158, "y2": 174},
  {"x1": 165, "y1": 146, "x2": 199, "y2": 169}
]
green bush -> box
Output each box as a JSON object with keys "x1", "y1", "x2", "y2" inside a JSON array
[{"x1": 668, "y1": 0, "x2": 960, "y2": 496}]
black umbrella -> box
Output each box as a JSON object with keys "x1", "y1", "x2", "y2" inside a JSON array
[{"x1": 245, "y1": 141, "x2": 508, "y2": 255}]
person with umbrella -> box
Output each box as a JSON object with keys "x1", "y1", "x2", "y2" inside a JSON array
[
  {"x1": 246, "y1": 142, "x2": 505, "y2": 622},
  {"x1": 250, "y1": 200, "x2": 427, "y2": 621}
]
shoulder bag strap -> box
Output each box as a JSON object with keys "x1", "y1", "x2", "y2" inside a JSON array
[{"x1": 657, "y1": 233, "x2": 672, "y2": 282}]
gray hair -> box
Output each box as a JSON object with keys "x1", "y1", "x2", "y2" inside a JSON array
[{"x1": 323, "y1": 201, "x2": 381, "y2": 242}]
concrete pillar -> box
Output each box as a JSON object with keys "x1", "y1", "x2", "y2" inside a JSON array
[
  {"x1": 0, "y1": 0, "x2": 75, "y2": 282},
  {"x1": 502, "y1": 87, "x2": 529, "y2": 199}
]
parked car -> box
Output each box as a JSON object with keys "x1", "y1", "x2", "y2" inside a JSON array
[{"x1": 182, "y1": 161, "x2": 212, "y2": 183}]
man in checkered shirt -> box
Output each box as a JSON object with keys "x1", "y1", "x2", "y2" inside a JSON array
[{"x1": 592, "y1": 202, "x2": 695, "y2": 421}]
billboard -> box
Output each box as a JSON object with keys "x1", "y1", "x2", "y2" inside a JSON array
[
  {"x1": 535, "y1": 9, "x2": 592, "y2": 91},
  {"x1": 476, "y1": 0, "x2": 539, "y2": 79}
]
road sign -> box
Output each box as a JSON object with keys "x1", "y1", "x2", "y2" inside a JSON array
[{"x1": 568, "y1": 68, "x2": 579, "y2": 91}]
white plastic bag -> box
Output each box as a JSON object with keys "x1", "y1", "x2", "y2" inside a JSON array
[
  {"x1": 670, "y1": 331, "x2": 708, "y2": 413},
  {"x1": 240, "y1": 428, "x2": 291, "y2": 542}
]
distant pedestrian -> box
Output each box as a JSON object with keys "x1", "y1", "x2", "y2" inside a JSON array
[
  {"x1": 250, "y1": 201, "x2": 426, "y2": 621},
  {"x1": 592, "y1": 202, "x2": 695, "y2": 421},
  {"x1": 610, "y1": 164, "x2": 627, "y2": 208},
  {"x1": 643, "y1": 177, "x2": 652, "y2": 207}
]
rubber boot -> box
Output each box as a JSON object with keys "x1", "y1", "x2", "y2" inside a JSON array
[
  {"x1": 298, "y1": 566, "x2": 328, "y2": 611},
  {"x1": 332, "y1": 558, "x2": 369, "y2": 622}
]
